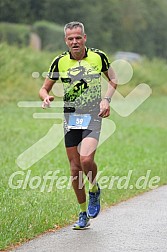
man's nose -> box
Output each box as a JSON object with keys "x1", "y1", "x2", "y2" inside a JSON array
[{"x1": 73, "y1": 38, "x2": 77, "y2": 43}]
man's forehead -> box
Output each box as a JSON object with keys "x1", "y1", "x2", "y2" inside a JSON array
[{"x1": 65, "y1": 27, "x2": 83, "y2": 36}]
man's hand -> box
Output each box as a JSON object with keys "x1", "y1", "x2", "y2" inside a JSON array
[
  {"x1": 98, "y1": 99, "x2": 110, "y2": 117},
  {"x1": 42, "y1": 95, "x2": 54, "y2": 109}
]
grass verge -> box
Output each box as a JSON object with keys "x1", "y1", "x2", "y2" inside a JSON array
[{"x1": 0, "y1": 96, "x2": 167, "y2": 250}]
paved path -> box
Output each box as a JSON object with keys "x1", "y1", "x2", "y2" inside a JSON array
[{"x1": 12, "y1": 186, "x2": 167, "y2": 252}]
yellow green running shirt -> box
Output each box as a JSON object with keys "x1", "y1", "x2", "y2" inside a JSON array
[{"x1": 48, "y1": 47, "x2": 110, "y2": 114}]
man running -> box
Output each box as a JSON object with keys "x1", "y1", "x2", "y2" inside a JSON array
[{"x1": 39, "y1": 21, "x2": 117, "y2": 229}]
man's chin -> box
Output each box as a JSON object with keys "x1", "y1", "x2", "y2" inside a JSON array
[{"x1": 71, "y1": 47, "x2": 80, "y2": 52}]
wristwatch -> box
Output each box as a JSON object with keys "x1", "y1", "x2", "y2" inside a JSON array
[{"x1": 103, "y1": 97, "x2": 111, "y2": 103}]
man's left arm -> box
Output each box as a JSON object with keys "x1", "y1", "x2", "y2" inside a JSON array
[{"x1": 98, "y1": 67, "x2": 117, "y2": 118}]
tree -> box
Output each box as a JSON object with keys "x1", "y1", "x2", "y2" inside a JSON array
[
  {"x1": 0, "y1": 0, "x2": 167, "y2": 58},
  {"x1": 0, "y1": 0, "x2": 44, "y2": 24}
]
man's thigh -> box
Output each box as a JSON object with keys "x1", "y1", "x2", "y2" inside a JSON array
[{"x1": 78, "y1": 137, "x2": 98, "y2": 157}]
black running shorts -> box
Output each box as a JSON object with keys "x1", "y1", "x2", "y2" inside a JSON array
[{"x1": 64, "y1": 114, "x2": 102, "y2": 148}]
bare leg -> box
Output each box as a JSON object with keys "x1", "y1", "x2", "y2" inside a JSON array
[
  {"x1": 66, "y1": 137, "x2": 98, "y2": 204},
  {"x1": 79, "y1": 137, "x2": 98, "y2": 185},
  {"x1": 79, "y1": 137, "x2": 101, "y2": 219},
  {"x1": 66, "y1": 146, "x2": 86, "y2": 204}
]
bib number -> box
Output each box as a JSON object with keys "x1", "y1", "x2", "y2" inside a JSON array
[{"x1": 68, "y1": 114, "x2": 91, "y2": 129}]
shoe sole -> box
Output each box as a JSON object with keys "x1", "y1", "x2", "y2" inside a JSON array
[
  {"x1": 87, "y1": 213, "x2": 99, "y2": 219},
  {"x1": 87, "y1": 207, "x2": 100, "y2": 219},
  {"x1": 72, "y1": 222, "x2": 90, "y2": 230}
]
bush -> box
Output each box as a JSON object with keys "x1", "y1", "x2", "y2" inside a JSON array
[
  {"x1": 32, "y1": 20, "x2": 66, "y2": 52},
  {"x1": 0, "y1": 22, "x2": 30, "y2": 47}
]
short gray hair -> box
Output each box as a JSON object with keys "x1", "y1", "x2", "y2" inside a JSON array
[{"x1": 64, "y1": 21, "x2": 85, "y2": 36}]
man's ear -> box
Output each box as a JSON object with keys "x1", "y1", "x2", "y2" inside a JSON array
[{"x1": 84, "y1": 34, "x2": 87, "y2": 42}]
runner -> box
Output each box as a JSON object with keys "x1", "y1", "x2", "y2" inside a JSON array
[{"x1": 39, "y1": 21, "x2": 117, "y2": 229}]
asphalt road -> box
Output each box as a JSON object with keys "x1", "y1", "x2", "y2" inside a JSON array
[{"x1": 11, "y1": 186, "x2": 167, "y2": 252}]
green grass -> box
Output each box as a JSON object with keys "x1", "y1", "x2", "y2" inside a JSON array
[
  {"x1": 0, "y1": 44, "x2": 167, "y2": 250},
  {"x1": 0, "y1": 97, "x2": 167, "y2": 250}
]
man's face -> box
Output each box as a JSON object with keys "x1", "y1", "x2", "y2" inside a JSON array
[{"x1": 65, "y1": 27, "x2": 87, "y2": 54}]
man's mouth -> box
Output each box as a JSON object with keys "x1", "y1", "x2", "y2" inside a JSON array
[{"x1": 72, "y1": 45, "x2": 79, "y2": 49}]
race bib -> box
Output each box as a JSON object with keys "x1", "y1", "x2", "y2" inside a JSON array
[{"x1": 68, "y1": 113, "x2": 91, "y2": 129}]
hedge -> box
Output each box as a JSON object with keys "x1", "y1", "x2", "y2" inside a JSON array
[
  {"x1": 0, "y1": 22, "x2": 30, "y2": 47},
  {"x1": 32, "y1": 20, "x2": 66, "y2": 52}
]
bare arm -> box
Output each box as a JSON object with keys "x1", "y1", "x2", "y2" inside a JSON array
[
  {"x1": 103, "y1": 67, "x2": 117, "y2": 98},
  {"x1": 99, "y1": 67, "x2": 117, "y2": 117},
  {"x1": 39, "y1": 77, "x2": 55, "y2": 108}
]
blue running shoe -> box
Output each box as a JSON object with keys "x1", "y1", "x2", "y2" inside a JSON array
[
  {"x1": 73, "y1": 212, "x2": 90, "y2": 230},
  {"x1": 87, "y1": 184, "x2": 100, "y2": 218}
]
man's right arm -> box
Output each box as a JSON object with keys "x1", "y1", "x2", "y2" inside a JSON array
[{"x1": 39, "y1": 77, "x2": 55, "y2": 109}]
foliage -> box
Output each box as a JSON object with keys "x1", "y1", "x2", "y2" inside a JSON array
[
  {"x1": 0, "y1": 22, "x2": 30, "y2": 47},
  {"x1": 0, "y1": 43, "x2": 54, "y2": 103},
  {"x1": 32, "y1": 21, "x2": 66, "y2": 51},
  {"x1": 0, "y1": 0, "x2": 44, "y2": 24},
  {"x1": 0, "y1": 0, "x2": 167, "y2": 58},
  {"x1": 0, "y1": 43, "x2": 167, "y2": 105}
]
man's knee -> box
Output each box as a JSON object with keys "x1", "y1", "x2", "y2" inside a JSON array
[
  {"x1": 70, "y1": 162, "x2": 82, "y2": 177},
  {"x1": 80, "y1": 156, "x2": 93, "y2": 168}
]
